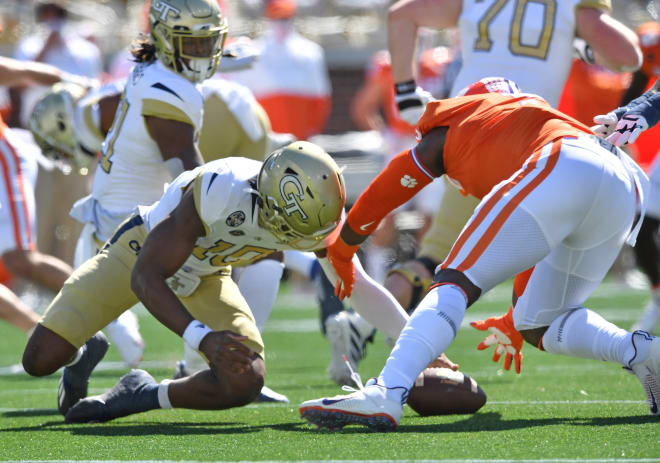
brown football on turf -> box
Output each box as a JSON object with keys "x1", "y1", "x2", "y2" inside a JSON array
[{"x1": 406, "y1": 367, "x2": 487, "y2": 416}]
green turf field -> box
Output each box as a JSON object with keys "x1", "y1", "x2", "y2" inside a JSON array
[{"x1": 1, "y1": 280, "x2": 659, "y2": 462}]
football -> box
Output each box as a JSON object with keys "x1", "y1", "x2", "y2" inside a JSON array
[{"x1": 406, "y1": 368, "x2": 487, "y2": 416}]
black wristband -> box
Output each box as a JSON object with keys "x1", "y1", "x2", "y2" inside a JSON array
[{"x1": 395, "y1": 80, "x2": 416, "y2": 95}]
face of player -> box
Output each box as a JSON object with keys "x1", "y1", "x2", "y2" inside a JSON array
[{"x1": 179, "y1": 35, "x2": 223, "y2": 58}]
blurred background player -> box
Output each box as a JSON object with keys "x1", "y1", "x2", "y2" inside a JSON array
[
  {"x1": 228, "y1": 0, "x2": 331, "y2": 141},
  {"x1": 8, "y1": 1, "x2": 103, "y2": 269},
  {"x1": 0, "y1": 56, "x2": 82, "y2": 336}
]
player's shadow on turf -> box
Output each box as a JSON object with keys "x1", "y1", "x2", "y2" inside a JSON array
[
  {"x1": 393, "y1": 412, "x2": 659, "y2": 433},
  {"x1": 1, "y1": 409, "x2": 60, "y2": 418},
  {"x1": 0, "y1": 421, "x2": 305, "y2": 436},
  {"x1": 292, "y1": 412, "x2": 658, "y2": 434}
]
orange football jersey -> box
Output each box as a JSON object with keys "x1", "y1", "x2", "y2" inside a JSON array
[{"x1": 417, "y1": 93, "x2": 592, "y2": 199}]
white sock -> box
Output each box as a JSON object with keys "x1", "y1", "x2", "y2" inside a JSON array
[
  {"x1": 158, "y1": 379, "x2": 173, "y2": 409},
  {"x1": 378, "y1": 284, "x2": 466, "y2": 401},
  {"x1": 283, "y1": 251, "x2": 316, "y2": 279},
  {"x1": 541, "y1": 308, "x2": 633, "y2": 365},
  {"x1": 183, "y1": 343, "x2": 208, "y2": 373},
  {"x1": 237, "y1": 259, "x2": 284, "y2": 331}
]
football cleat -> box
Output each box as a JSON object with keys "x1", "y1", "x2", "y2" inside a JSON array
[
  {"x1": 172, "y1": 360, "x2": 191, "y2": 380},
  {"x1": 628, "y1": 331, "x2": 660, "y2": 416},
  {"x1": 58, "y1": 332, "x2": 109, "y2": 416},
  {"x1": 254, "y1": 385, "x2": 290, "y2": 403},
  {"x1": 325, "y1": 311, "x2": 375, "y2": 385},
  {"x1": 103, "y1": 310, "x2": 145, "y2": 369},
  {"x1": 65, "y1": 369, "x2": 159, "y2": 423},
  {"x1": 299, "y1": 379, "x2": 402, "y2": 432}
]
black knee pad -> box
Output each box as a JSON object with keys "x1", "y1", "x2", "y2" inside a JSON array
[{"x1": 430, "y1": 268, "x2": 481, "y2": 307}]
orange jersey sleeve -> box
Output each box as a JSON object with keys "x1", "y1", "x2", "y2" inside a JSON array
[{"x1": 417, "y1": 94, "x2": 592, "y2": 199}]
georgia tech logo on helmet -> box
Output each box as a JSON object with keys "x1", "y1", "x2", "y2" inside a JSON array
[
  {"x1": 152, "y1": 0, "x2": 181, "y2": 20},
  {"x1": 279, "y1": 175, "x2": 308, "y2": 220}
]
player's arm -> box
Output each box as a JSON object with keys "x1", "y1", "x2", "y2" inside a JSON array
[
  {"x1": 0, "y1": 56, "x2": 64, "y2": 87},
  {"x1": 131, "y1": 186, "x2": 204, "y2": 336},
  {"x1": 621, "y1": 70, "x2": 650, "y2": 107},
  {"x1": 131, "y1": 185, "x2": 253, "y2": 369},
  {"x1": 326, "y1": 127, "x2": 447, "y2": 298},
  {"x1": 575, "y1": 7, "x2": 641, "y2": 73},
  {"x1": 98, "y1": 94, "x2": 122, "y2": 134},
  {"x1": 350, "y1": 77, "x2": 387, "y2": 131},
  {"x1": 387, "y1": 0, "x2": 461, "y2": 83},
  {"x1": 387, "y1": 0, "x2": 460, "y2": 124},
  {"x1": 145, "y1": 116, "x2": 204, "y2": 178}
]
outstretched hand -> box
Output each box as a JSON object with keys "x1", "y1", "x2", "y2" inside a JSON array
[{"x1": 470, "y1": 306, "x2": 524, "y2": 374}]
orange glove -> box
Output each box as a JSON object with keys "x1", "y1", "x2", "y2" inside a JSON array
[
  {"x1": 326, "y1": 237, "x2": 360, "y2": 300},
  {"x1": 470, "y1": 306, "x2": 524, "y2": 373}
]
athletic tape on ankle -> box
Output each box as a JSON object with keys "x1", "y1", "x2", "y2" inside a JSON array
[{"x1": 182, "y1": 320, "x2": 212, "y2": 351}]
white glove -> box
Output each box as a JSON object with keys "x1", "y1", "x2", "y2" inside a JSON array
[
  {"x1": 606, "y1": 114, "x2": 649, "y2": 146},
  {"x1": 592, "y1": 112, "x2": 619, "y2": 139},
  {"x1": 573, "y1": 38, "x2": 595, "y2": 65},
  {"x1": 394, "y1": 85, "x2": 434, "y2": 126},
  {"x1": 218, "y1": 39, "x2": 260, "y2": 72}
]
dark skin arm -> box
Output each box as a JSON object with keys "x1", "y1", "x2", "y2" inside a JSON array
[
  {"x1": 340, "y1": 125, "x2": 448, "y2": 246},
  {"x1": 98, "y1": 93, "x2": 121, "y2": 134},
  {"x1": 131, "y1": 185, "x2": 253, "y2": 372},
  {"x1": 620, "y1": 70, "x2": 650, "y2": 107},
  {"x1": 145, "y1": 116, "x2": 204, "y2": 172}
]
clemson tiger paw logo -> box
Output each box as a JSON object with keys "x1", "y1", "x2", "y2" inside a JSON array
[{"x1": 400, "y1": 175, "x2": 418, "y2": 188}]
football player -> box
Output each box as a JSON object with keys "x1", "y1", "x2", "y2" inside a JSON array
[
  {"x1": 0, "y1": 56, "x2": 88, "y2": 336},
  {"x1": 29, "y1": 74, "x2": 294, "y2": 400},
  {"x1": 22, "y1": 141, "x2": 413, "y2": 423},
  {"x1": 381, "y1": 0, "x2": 642, "y2": 368},
  {"x1": 299, "y1": 84, "x2": 659, "y2": 430}
]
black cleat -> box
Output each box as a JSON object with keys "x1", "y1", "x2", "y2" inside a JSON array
[
  {"x1": 65, "y1": 369, "x2": 159, "y2": 423},
  {"x1": 58, "y1": 332, "x2": 109, "y2": 416}
]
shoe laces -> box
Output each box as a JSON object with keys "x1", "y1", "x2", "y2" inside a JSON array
[{"x1": 340, "y1": 354, "x2": 365, "y2": 393}]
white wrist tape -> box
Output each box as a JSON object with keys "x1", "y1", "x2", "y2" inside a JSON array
[{"x1": 182, "y1": 320, "x2": 212, "y2": 351}]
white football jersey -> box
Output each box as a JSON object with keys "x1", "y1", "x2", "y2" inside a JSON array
[
  {"x1": 139, "y1": 157, "x2": 324, "y2": 277},
  {"x1": 91, "y1": 60, "x2": 204, "y2": 215},
  {"x1": 451, "y1": 0, "x2": 611, "y2": 106},
  {"x1": 73, "y1": 80, "x2": 126, "y2": 154}
]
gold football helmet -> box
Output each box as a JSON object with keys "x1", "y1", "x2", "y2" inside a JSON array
[
  {"x1": 257, "y1": 141, "x2": 346, "y2": 250},
  {"x1": 28, "y1": 82, "x2": 94, "y2": 169},
  {"x1": 149, "y1": 0, "x2": 228, "y2": 83}
]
